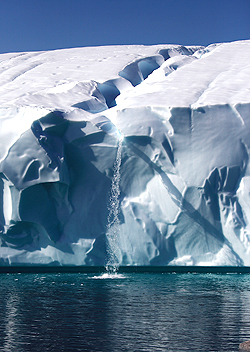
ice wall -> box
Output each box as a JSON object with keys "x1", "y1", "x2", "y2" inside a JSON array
[{"x1": 0, "y1": 40, "x2": 250, "y2": 266}]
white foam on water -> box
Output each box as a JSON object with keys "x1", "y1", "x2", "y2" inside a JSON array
[{"x1": 91, "y1": 272, "x2": 126, "y2": 279}]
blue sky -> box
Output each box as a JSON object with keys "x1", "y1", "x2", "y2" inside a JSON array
[{"x1": 0, "y1": 0, "x2": 249, "y2": 54}]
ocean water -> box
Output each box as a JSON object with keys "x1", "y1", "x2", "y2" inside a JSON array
[{"x1": 0, "y1": 271, "x2": 250, "y2": 352}]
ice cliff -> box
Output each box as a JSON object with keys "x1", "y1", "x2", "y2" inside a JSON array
[{"x1": 1, "y1": 40, "x2": 250, "y2": 266}]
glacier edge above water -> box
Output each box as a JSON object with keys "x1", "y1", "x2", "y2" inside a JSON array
[{"x1": 1, "y1": 40, "x2": 250, "y2": 266}]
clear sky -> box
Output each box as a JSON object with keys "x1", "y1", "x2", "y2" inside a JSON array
[{"x1": 0, "y1": 0, "x2": 249, "y2": 54}]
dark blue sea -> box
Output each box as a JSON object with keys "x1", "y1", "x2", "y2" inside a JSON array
[{"x1": 0, "y1": 270, "x2": 250, "y2": 351}]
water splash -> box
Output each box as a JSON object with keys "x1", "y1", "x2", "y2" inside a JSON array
[
  {"x1": 92, "y1": 272, "x2": 126, "y2": 279},
  {"x1": 105, "y1": 136, "x2": 123, "y2": 273}
]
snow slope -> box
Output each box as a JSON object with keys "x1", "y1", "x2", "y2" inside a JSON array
[{"x1": 0, "y1": 40, "x2": 250, "y2": 266}]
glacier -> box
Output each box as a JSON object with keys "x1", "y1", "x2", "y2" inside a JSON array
[{"x1": 0, "y1": 40, "x2": 250, "y2": 266}]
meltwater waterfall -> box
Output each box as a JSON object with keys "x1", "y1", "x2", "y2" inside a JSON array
[{"x1": 105, "y1": 136, "x2": 123, "y2": 272}]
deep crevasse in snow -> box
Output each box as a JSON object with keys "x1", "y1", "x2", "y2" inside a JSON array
[{"x1": 0, "y1": 40, "x2": 250, "y2": 266}]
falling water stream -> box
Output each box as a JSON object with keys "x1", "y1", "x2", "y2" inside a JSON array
[{"x1": 105, "y1": 136, "x2": 123, "y2": 273}]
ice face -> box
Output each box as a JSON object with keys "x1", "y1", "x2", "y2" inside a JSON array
[{"x1": 0, "y1": 40, "x2": 250, "y2": 266}]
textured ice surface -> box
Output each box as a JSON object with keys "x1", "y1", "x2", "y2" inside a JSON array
[{"x1": 1, "y1": 40, "x2": 250, "y2": 266}]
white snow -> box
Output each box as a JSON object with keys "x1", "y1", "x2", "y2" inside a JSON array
[{"x1": 0, "y1": 40, "x2": 250, "y2": 266}]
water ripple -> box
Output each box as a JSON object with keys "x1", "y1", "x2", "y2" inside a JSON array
[{"x1": 0, "y1": 272, "x2": 249, "y2": 351}]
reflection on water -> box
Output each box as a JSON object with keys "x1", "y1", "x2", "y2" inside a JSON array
[
  {"x1": 3, "y1": 291, "x2": 20, "y2": 352},
  {"x1": 0, "y1": 272, "x2": 250, "y2": 351}
]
